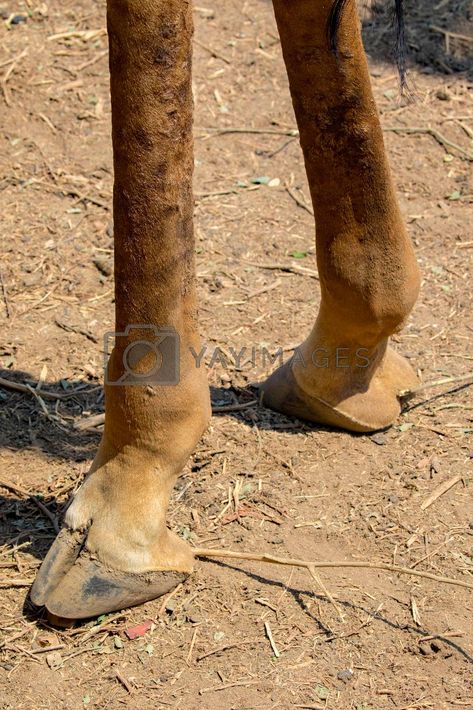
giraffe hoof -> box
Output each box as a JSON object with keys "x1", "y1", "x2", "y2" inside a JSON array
[
  {"x1": 260, "y1": 360, "x2": 379, "y2": 433},
  {"x1": 260, "y1": 347, "x2": 418, "y2": 433},
  {"x1": 30, "y1": 527, "x2": 188, "y2": 623}
]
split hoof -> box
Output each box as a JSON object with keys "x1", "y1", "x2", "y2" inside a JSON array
[{"x1": 30, "y1": 527, "x2": 188, "y2": 622}]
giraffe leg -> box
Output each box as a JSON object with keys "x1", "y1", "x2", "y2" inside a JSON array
[
  {"x1": 30, "y1": 0, "x2": 210, "y2": 621},
  {"x1": 261, "y1": 0, "x2": 420, "y2": 432}
]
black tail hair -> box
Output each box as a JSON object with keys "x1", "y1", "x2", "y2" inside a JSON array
[
  {"x1": 328, "y1": 0, "x2": 407, "y2": 90},
  {"x1": 393, "y1": 0, "x2": 407, "y2": 90}
]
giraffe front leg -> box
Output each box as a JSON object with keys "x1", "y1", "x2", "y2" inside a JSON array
[
  {"x1": 30, "y1": 368, "x2": 210, "y2": 620},
  {"x1": 30, "y1": 0, "x2": 210, "y2": 621},
  {"x1": 261, "y1": 0, "x2": 420, "y2": 432}
]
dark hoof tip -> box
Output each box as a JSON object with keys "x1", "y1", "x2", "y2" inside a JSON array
[{"x1": 46, "y1": 613, "x2": 76, "y2": 628}]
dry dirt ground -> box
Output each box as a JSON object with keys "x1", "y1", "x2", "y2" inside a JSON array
[{"x1": 1, "y1": 1, "x2": 472, "y2": 708}]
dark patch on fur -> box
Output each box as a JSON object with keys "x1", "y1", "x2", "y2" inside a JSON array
[{"x1": 134, "y1": 126, "x2": 154, "y2": 151}]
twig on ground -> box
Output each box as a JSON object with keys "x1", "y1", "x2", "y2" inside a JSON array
[
  {"x1": 246, "y1": 279, "x2": 281, "y2": 300},
  {"x1": 194, "y1": 547, "x2": 473, "y2": 590},
  {"x1": 196, "y1": 638, "x2": 266, "y2": 662},
  {"x1": 383, "y1": 126, "x2": 473, "y2": 161},
  {"x1": 410, "y1": 538, "x2": 454, "y2": 569},
  {"x1": 25, "y1": 384, "x2": 55, "y2": 422},
  {"x1": 186, "y1": 627, "x2": 199, "y2": 664},
  {"x1": 456, "y1": 120, "x2": 473, "y2": 140},
  {"x1": 244, "y1": 260, "x2": 318, "y2": 279},
  {"x1": 420, "y1": 474, "x2": 463, "y2": 511},
  {"x1": 268, "y1": 137, "x2": 297, "y2": 158},
  {"x1": 212, "y1": 400, "x2": 257, "y2": 413},
  {"x1": 68, "y1": 188, "x2": 109, "y2": 210},
  {"x1": 429, "y1": 25, "x2": 473, "y2": 51},
  {"x1": 0, "y1": 375, "x2": 99, "y2": 401},
  {"x1": 0, "y1": 270, "x2": 11, "y2": 317},
  {"x1": 29, "y1": 644, "x2": 66, "y2": 655},
  {"x1": 400, "y1": 373, "x2": 473, "y2": 399},
  {"x1": 195, "y1": 188, "x2": 239, "y2": 199},
  {"x1": 0, "y1": 479, "x2": 59, "y2": 533},
  {"x1": 38, "y1": 112, "x2": 57, "y2": 135},
  {"x1": 62, "y1": 642, "x2": 107, "y2": 663},
  {"x1": 200, "y1": 678, "x2": 259, "y2": 694},
  {"x1": 157, "y1": 582, "x2": 184, "y2": 617},
  {"x1": 0, "y1": 628, "x2": 30, "y2": 649},
  {"x1": 1, "y1": 48, "x2": 28, "y2": 107},
  {"x1": 308, "y1": 565, "x2": 345, "y2": 622},
  {"x1": 197, "y1": 126, "x2": 299, "y2": 139},
  {"x1": 400, "y1": 374, "x2": 473, "y2": 413},
  {"x1": 285, "y1": 185, "x2": 314, "y2": 216},
  {"x1": 76, "y1": 49, "x2": 108, "y2": 72},
  {"x1": 194, "y1": 38, "x2": 231, "y2": 64},
  {"x1": 116, "y1": 671, "x2": 134, "y2": 694},
  {"x1": 47, "y1": 29, "x2": 107, "y2": 42},
  {"x1": 0, "y1": 578, "x2": 34, "y2": 588},
  {"x1": 55, "y1": 319, "x2": 99, "y2": 343},
  {"x1": 76, "y1": 612, "x2": 127, "y2": 644},
  {"x1": 74, "y1": 412, "x2": 105, "y2": 430}
]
